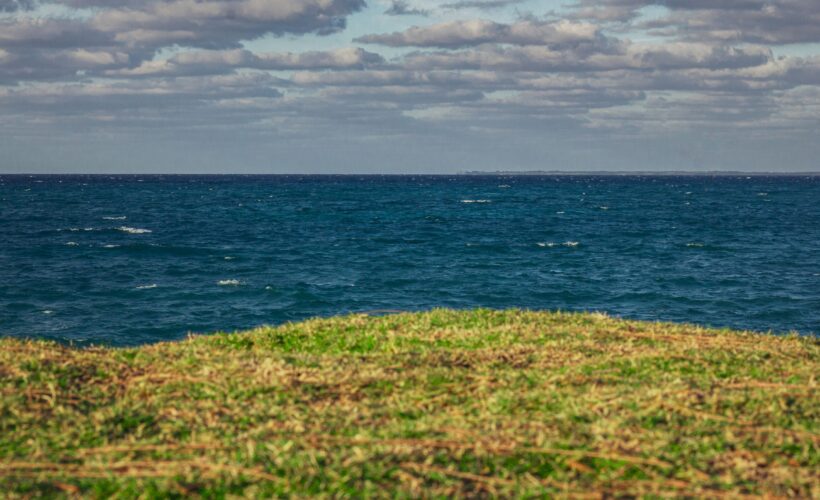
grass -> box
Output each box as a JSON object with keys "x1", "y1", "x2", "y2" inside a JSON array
[{"x1": 0, "y1": 308, "x2": 817, "y2": 498}]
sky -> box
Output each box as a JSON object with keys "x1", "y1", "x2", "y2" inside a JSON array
[{"x1": 1, "y1": 0, "x2": 819, "y2": 173}]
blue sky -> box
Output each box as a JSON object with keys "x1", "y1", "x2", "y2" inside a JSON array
[{"x1": 1, "y1": 0, "x2": 819, "y2": 173}]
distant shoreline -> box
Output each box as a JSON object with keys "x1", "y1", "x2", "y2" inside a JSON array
[{"x1": 459, "y1": 170, "x2": 820, "y2": 176}]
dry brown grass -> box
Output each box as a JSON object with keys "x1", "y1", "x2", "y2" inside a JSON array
[{"x1": 0, "y1": 309, "x2": 817, "y2": 497}]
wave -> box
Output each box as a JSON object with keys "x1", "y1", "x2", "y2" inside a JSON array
[
  {"x1": 686, "y1": 242, "x2": 705, "y2": 248},
  {"x1": 103, "y1": 216, "x2": 127, "y2": 220},
  {"x1": 65, "y1": 241, "x2": 79, "y2": 246},
  {"x1": 102, "y1": 244, "x2": 120, "y2": 248},
  {"x1": 218, "y1": 279, "x2": 242, "y2": 286},
  {"x1": 537, "y1": 241, "x2": 580, "y2": 248},
  {"x1": 118, "y1": 226, "x2": 152, "y2": 234},
  {"x1": 136, "y1": 284, "x2": 158, "y2": 290},
  {"x1": 461, "y1": 199, "x2": 491, "y2": 203}
]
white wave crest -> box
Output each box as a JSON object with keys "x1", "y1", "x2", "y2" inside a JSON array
[
  {"x1": 65, "y1": 241, "x2": 79, "y2": 246},
  {"x1": 537, "y1": 241, "x2": 579, "y2": 247},
  {"x1": 218, "y1": 279, "x2": 242, "y2": 286},
  {"x1": 103, "y1": 216, "x2": 127, "y2": 220},
  {"x1": 118, "y1": 226, "x2": 152, "y2": 234},
  {"x1": 461, "y1": 199, "x2": 492, "y2": 203},
  {"x1": 136, "y1": 284, "x2": 158, "y2": 290}
]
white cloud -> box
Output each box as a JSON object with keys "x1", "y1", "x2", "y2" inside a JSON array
[{"x1": 356, "y1": 19, "x2": 602, "y2": 47}]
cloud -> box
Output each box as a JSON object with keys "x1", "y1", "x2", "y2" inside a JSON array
[
  {"x1": 399, "y1": 41, "x2": 771, "y2": 72},
  {"x1": 384, "y1": 1, "x2": 429, "y2": 16},
  {"x1": 0, "y1": 0, "x2": 368, "y2": 84},
  {"x1": 0, "y1": 1, "x2": 366, "y2": 54},
  {"x1": 0, "y1": 18, "x2": 116, "y2": 49},
  {"x1": 90, "y1": 0, "x2": 367, "y2": 49},
  {"x1": 643, "y1": 1, "x2": 820, "y2": 44},
  {"x1": 442, "y1": 0, "x2": 526, "y2": 10},
  {"x1": 570, "y1": 0, "x2": 820, "y2": 44},
  {"x1": 107, "y1": 48, "x2": 384, "y2": 77},
  {"x1": 0, "y1": 72, "x2": 285, "y2": 139},
  {"x1": 356, "y1": 19, "x2": 603, "y2": 48},
  {"x1": 0, "y1": 0, "x2": 32, "y2": 12}
]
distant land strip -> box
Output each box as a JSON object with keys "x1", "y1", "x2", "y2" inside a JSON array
[{"x1": 458, "y1": 170, "x2": 820, "y2": 176}]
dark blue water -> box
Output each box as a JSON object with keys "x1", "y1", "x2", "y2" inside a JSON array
[{"x1": 1, "y1": 175, "x2": 818, "y2": 346}]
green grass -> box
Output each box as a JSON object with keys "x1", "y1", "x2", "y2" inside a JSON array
[{"x1": 0, "y1": 309, "x2": 817, "y2": 497}]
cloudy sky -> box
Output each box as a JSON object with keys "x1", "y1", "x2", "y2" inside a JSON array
[{"x1": 1, "y1": 0, "x2": 819, "y2": 173}]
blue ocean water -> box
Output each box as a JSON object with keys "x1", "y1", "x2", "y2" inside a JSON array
[{"x1": 1, "y1": 174, "x2": 818, "y2": 346}]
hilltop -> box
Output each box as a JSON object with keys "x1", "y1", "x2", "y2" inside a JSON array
[{"x1": 0, "y1": 309, "x2": 817, "y2": 497}]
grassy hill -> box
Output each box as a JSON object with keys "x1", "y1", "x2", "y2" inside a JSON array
[{"x1": 0, "y1": 309, "x2": 817, "y2": 497}]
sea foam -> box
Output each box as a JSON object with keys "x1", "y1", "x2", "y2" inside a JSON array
[
  {"x1": 537, "y1": 241, "x2": 580, "y2": 248},
  {"x1": 218, "y1": 279, "x2": 242, "y2": 286},
  {"x1": 118, "y1": 226, "x2": 152, "y2": 234}
]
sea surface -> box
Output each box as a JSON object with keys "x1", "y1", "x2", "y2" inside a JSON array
[{"x1": 1, "y1": 174, "x2": 818, "y2": 346}]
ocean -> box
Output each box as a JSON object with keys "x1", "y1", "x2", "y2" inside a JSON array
[{"x1": 1, "y1": 174, "x2": 818, "y2": 346}]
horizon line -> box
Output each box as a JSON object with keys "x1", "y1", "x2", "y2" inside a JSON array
[{"x1": 2, "y1": 171, "x2": 820, "y2": 176}]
